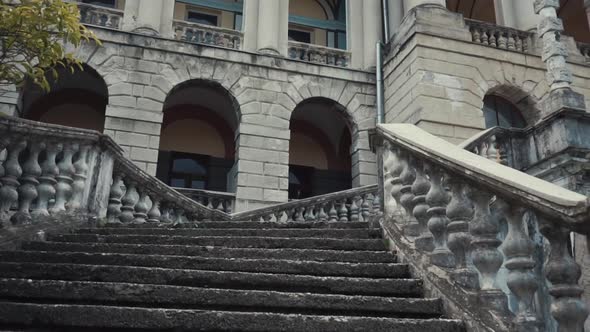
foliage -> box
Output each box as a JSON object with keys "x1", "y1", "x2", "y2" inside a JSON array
[{"x1": 0, "y1": 0, "x2": 100, "y2": 91}]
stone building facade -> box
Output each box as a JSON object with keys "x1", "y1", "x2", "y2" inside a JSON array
[{"x1": 1, "y1": 0, "x2": 590, "y2": 214}]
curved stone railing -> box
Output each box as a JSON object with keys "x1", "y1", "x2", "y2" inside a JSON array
[
  {"x1": 76, "y1": 2, "x2": 123, "y2": 29},
  {"x1": 372, "y1": 123, "x2": 589, "y2": 332},
  {"x1": 0, "y1": 117, "x2": 226, "y2": 231},
  {"x1": 174, "y1": 188, "x2": 235, "y2": 213},
  {"x1": 288, "y1": 41, "x2": 350, "y2": 68},
  {"x1": 173, "y1": 20, "x2": 243, "y2": 50},
  {"x1": 459, "y1": 126, "x2": 527, "y2": 169},
  {"x1": 231, "y1": 185, "x2": 379, "y2": 223},
  {"x1": 465, "y1": 19, "x2": 535, "y2": 53}
]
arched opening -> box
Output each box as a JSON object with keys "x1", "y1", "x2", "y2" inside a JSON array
[
  {"x1": 558, "y1": 0, "x2": 590, "y2": 43},
  {"x1": 156, "y1": 80, "x2": 238, "y2": 192},
  {"x1": 482, "y1": 94, "x2": 527, "y2": 129},
  {"x1": 289, "y1": 97, "x2": 352, "y2": 199},
  {"x1": 20, "y1": 63, "x2": 108, "y2": 132},
  {"x1": 288, "y1": 0, "x2": 346, "y2": 49},
  {"x1": 446, "y1": 0, "x2": 496, "y2": 23}
]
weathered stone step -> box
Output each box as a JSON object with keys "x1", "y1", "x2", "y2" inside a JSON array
[
  {"x1": 118, "y1": 221, "x2": 371, "y2": 229},
  {"x1": 0, "y1": 262, "x2": 423, "y2": 296},
  {"x1": 0, "y1": 302, "x2": 464, "y2": 331},
  {"x1": 0, "y1": 278, "x2": 442, "y2": 318},
  {"x1": 47, "y1": 234, "x2": 386, "y2": 251},
  {"x1": 0, "y1": 251, "x2": 408, "y2": 278},
  {"x1": 75, "y1": 228, "x2": 380, "y2": 239},
  {"x1": 23, "y1": 241, "x2": 396, "y2": 263}
]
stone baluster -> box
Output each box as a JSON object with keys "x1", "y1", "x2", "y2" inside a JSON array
[
  {"x1": 328, "y1": 202, "x2": 338, "y2": 222},
  {"x1": 539, "y1": 220, "x2": 588, "y2": 332},
  {"x1": 489, "y1": 29, "x2": 497, "y2": 47},
  {"x1": 174, "y1": 208, "x2": 185, "y2": 224},
  {"x1": 487, "y1": 136, "x2": 498, "y2": 163},
  {"x1": 50, "y1": 143, "x2": 77, "y2": 214},
  {"x1": 467, "y1": 186, "x2": 507, "y2": 312},
  {"x1": 0, "y1": 137, "x2": 10, "y2": 179},
  {"x1": 498, "y1": 201, "x2": 540, "y2": 331},
  {"x1": 13, "y1": 141, "x2": 43, "y2": 224},
  {"x1": 507, "y1": 33, "x2": 516, "y2": 50},
  {"x1": 350, "y1": 196, "x2": 360, "y2": 222},
  {"x1": 133, "y1": 191, "x2": 149, "y2": 224},
  {"x1": 0, "y1": 139, "x2": 27, "y2": 224},
  {"x1": 338, "y1": 200, "x2": 348, "y2": 222},
  {"x1": 471, "y1": 28, "x2": 481, "y2": 43},
  {"x1": 274, "y1": 211, "x2": 284, "y2": 223},
  {"x1": 304, "y1": 205, "x2": 316, "y2": 221},
  {"x1": 33, "y1": 142, "x2": 62, "y2": 219},
  {"x1": 412, "y1": 159, "x2": 433, "y2": 252},
  {"x1": 106, "y1": 173, "x2": 124, "y2": 224},
  {"x1": 160, "y1": 203, "x2": 172, "y2": 223},
  {"x1": 318, "y1": 204, "x2": 328, "y2": 222},
  {"x1": 361, "y1": 195, "x2": 371, "y2": 222},
  {"x1": 68, "y1": 144, "x2": 90, "y2": 211},
  {"x1": 481, "y1": 30, "x2": 489, "y2": 45},
  {"x1": 147, "y1": 196, "x2": 161, "y2": 223},
  {"x1": 498, "y1": 31, "x2": 507, "y2": 49},
  {"x1": 224, "y1": 200, "x2": 232, "y2": 214},
  {"x1": 399, "y1": 155, "x2": 418, "y2": 236},
  {"x1": 294, "y1": 207, "x2": 305, "y2": 222},
  {"x1": 389, "y1": 148, "x2": 405, "y2": 212},
  {"x1": 516, "y1": 34, "x2": 524, "y2": 52},
  {"x1": 424, "y1": 164, "x2": 454, "y2": 267},
  {"x1": 446, "y1": 175, "x2": 478, "y2": 289},
  {"x1": 120, "y1": 180, "x2": 138, "y2": 223},
  {"x1": 215, "y1": 200, "x2": 224, "y2": 211},
  {"x1": 263, "y1": 213, "x2": 272, "y2": 222}
]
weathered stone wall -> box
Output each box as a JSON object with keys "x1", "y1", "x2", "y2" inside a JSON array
[
  {"x1": 29, "y1": 27, "x2": 378, "y2": 211},
  {"x1": 383, "y1": 17, "x2": 590, "y2": 144}
]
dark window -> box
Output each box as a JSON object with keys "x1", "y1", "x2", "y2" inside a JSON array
[
  {"x1": 187, "y1": 11, "x2": 218, "y2": 26},
  {"x1": 288, "y1": 29, "x2": 311, "y2": 43},
  {"x1": 288, "y1": 165, "x2": 314, "y2": 199},
  {"x1": 234, "y1": 13, "x2": 243, "y2": 30},
  {"x1": 82, "y1": 0, "x2": 116, "y2": 7},
  {"x1": 482, "y1": 95, "x2": 526, "y2": 129},
  {"x1": 168, "y1": 153, "x2": 208, "y2": 189}
]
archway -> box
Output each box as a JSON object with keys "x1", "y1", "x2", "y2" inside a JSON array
[
  {"x1": 156, "y1": 80, "x2": 239, "y2": 192},
  {"x1": 446, "y1": 0, "x2": 496, "y2": 23},
  {"x1": 289, "y1": 97, "x2": 352, "y2": 199},
  {"x1": 20, "y1": 63, "x2": 108, "y2": 132}
]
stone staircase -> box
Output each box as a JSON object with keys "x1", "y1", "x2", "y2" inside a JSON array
[{"x1": 0, "y1": 220, "x2": 463, "y2": 331}]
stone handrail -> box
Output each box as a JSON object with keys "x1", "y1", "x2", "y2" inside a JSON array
[
  {"x1": 230, "y1": 185, "x2": 379, "y2": 223},
  {"x1": 174, "y1": 187, "x2": 235, "y2": 213},
  {"x1": 459, "y1": 126, "x2": 528, "y2": 169},
  {"x1": 372, "y1": 123, "x2": 589, "y2": 332},
  {"x1": 288, "y1": 41, "x2": 350, "y2": 68},
  {"x1": 173, "y1": 20, "x2": 243, "y2": 50},
  {"x1": 76, "y1": 2, "x2": 123, "y2": 29},
  {"x1": 465, "y1": 19, "x2": 535, "y2": 53},
  {"x1": 0, "y1": 116, "x2": 227, "y2": 231}
]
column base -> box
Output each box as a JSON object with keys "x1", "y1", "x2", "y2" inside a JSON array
[
  {"x1": 429, "y1": 248, "x2": 455, "y2": 267},
  {"x1": 540, "y1": 88, "x2": 586, "y2": 119},
  {"x1": 415, "y1": 234, "x2": 434, "y2": 252},
  {"x1": 478, "y1": 289, "x2": 509, "y2": 315},
  {"x1": 451, "y1": 268, "x2": 479, "y2": 289}
]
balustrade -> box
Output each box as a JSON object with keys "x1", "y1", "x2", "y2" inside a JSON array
[
  {"x1": 288, "y1": 41, "x2": 350, "y2": 68},
  {"x1": 231, "y1": 186, "x2": 378, "y2": 223},
  {"x1": 175, "y1": 188, "x2": 234, "y2": 214},
  {"x1": 372, "y1": 123, "x2": 590, "y2": 332},
  {"x1": 465, "y1": 19, "x2": 534, "y2": 54},
  {"x1": 76, "y1": 2, "x2": 123, "y2": 29},
  {"x1": 173, "y1": 20, "x2": 243, "y2": 50}
]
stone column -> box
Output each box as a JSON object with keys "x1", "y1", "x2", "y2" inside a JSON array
[
  {"x1": 534, "y1": 0, "x2": 586, "y2": 117},
  {"x1": 363, "y1": 0, "x2": 382, "y2": 69},
  {"x1": 122, "y1": 0, "x2": 174, "y2": 37},
  {"x1": 403, "y1": 0, "x2": 446, "y2": 14},
  {"x1": 242, "y1": 0, "x2": 259, "y2": 52},
  {"x1": 347, "y1": 0, "x2": 364, "y2": 68},
  {"x1": 256, "y1": 0, "x2": 289, "y2": 56}
]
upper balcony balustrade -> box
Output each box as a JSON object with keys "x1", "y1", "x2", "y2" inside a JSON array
[
  {"x1": 173, "y1": 19, "x2": 243, "y2": 50},
  {"x1": 75, "y1": 1, "x2": 124, "y2": 30},
  {"x1": 465, "y1": 19, "x2": 535, "y2": 54},
  {"x1": 288, "y1": 41, "x2": 350, "y2": 68}
]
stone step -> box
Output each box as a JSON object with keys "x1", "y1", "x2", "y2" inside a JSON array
[
  {"x1": 23, "y1": 241, "x2": 396, "y2": 263},
  {"x1": 116, "y1": 221, "x2": 371, "y2": 229},
  {"x1": 0, "y1": 302, "x2": 464, "y2": 331},
  {"x1": 75, "y1": 227, "x2": 380, "y2": 239},
  {"x1": 0, "y1": 278, "x2": 442, "y2": 318},
  {"x1": 0, "y1": 251, "x2": 408, "y2": 278},
  {"x1": 0, "y1": 262, "x2": 423, "y2": 297},
  {"x1": 47, "y1": 234, "x2": 386, "y2": 251}
]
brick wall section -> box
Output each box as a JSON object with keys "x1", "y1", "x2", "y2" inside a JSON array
[{"x1": 66, "y1": 29, "x2": 377, "y2": 210}]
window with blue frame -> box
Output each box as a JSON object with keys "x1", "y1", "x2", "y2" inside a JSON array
[
  {"x1": 187, "y1": 10, "x2": 219, "y2": 26},
  {"x1": 482, "y1": 95, "x2": 526, "y2": 129}
]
